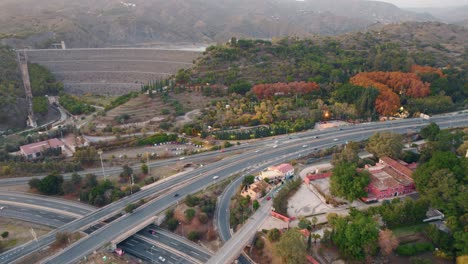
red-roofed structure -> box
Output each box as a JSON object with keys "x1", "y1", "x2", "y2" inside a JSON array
[
  {"x1": 366, "y1": 156, "x2": 416, "y2": 199},
  {"x1": 20, "y1": 138, "x2": 64, "y2": 160},
  {"x1": 304, "y1": 172, "x2": 332, "y2": 184}
]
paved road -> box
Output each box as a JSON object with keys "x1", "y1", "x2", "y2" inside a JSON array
[
  {"x1": 0, "y1": 203, "x2": 74, "y2": 228},
  {"x1": 2, "y1": 112, "x2": 466, "y2": 263},
  {"x1": 0, "y1": 193, "x2": 209, "y2": 263},
  {"x1": 119, "y1": 235, "x2": 192, "y2": 264},
  {"x1": 0, "y1": 191, "x2": 94, "y2": 217},
  {"x1": 208, "y1": 112, "x2": 468, "y2": 262},
  {"x1": 142, "y1": 225, "x2": 212, "y2": 261},
  {"x1": 0, "y1": 142, "x2": 258, "y2": 187}
]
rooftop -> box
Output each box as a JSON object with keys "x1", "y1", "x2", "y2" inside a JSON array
[
  {"x1": 20, "y1": 138, "x2": 64, "y2": 155},
  {"x1": 270, "y1": 163, "x2": 294, "y2": 174},
  {"x1": 380, "y1": 156, "x2": 414, "y2": 178}
]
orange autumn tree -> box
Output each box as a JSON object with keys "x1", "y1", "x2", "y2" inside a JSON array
[
  {"x1": 410, "y1": 64, "x2": 445, "y2": 78},
  {"x1": 252, "y1": 81, "x2": 319, "y2": 99},
  {"x1": 350, "y1": 71, "x2": 431, "y2": 116}
]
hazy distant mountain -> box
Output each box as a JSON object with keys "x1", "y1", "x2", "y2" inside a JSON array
[
  {"x1": 0, "y1": 0, "x2": 435, "y2": 48},
  {"x1": 406, "y1": 5, "x2": 468, "y2": 24}
]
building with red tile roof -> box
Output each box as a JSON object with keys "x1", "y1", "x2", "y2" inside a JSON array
[
  {"x1": 20, "y1": 138, "x2": 64, "y2": 160},
  {"x1": 365, "y1": 156, "x2": 416, "y2": 199}
]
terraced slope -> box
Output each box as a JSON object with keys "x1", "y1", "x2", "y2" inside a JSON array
[{"x1": 26, "y1": 48, "x2": 201, "y2": 95}]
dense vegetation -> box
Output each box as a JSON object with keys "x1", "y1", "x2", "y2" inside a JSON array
[
  {"x1": 59, "y1": 94, "x2": 95, "y2": 115},
  {"x1": 28, "y1": 63, "x2": 63, "y2": 96},
  {"x1": 183, "y1": 36, "x2": 465, "y2": 116}
]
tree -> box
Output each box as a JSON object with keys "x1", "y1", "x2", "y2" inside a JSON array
[
  {"x1": 1, "y1": 232, "x2": 8, "y2": 239},
  {"x1": 275, "y1": 229, "x2": 307, "y2": 264},
  {"x1": 52, "y1": 232, "x2": 71, "y2": 248},
  {"x1": 329, "y1": 211, "x2": 379, "y2": 260},
  {"x1": 124, "y1": 203, "x2": 137, "y2": 214},
  {"x1": 378, "y1": 229, "x2": 399, "y2": 256},
  {"x1": 268, "y1": 228, "x2": 281, "y2": 242},
  {"x1": 167, "y1": 218, "x2": 179, "y2": 231},
  {"x1": 312, "y1": 233, "x2": 321, "y2": 244},
  {"x1": 330, "y1": 162, "x2": 370, "y2": 201},
  {"x1": 28, "y1": 178, "x2": 41, "y2": 189},
  {"x1": 38, "y1": 174, "x2": 64, "y2": 195},
  {"x1": 32, "y1": 96, "x2": 48, "y2": 114},
  {"x1": 73, "y1": 147, "x2": 98, "y2": 166},
  {"x1": 120, "y1": 165, "x2": 133, "y2": 178},
  {"x1": 187, "y1": 231, "x2": 201, "y2": 241},
  {"x1": 61, "y1": 181, "x2": 75, "y2": 195},
  {"x1": 253, "y1": 200, "x2": 260, "y2": 211},
  {"x1": 185, "y1": 208, "x2": 196, "y2": 222},
  {"x1": 242, "y1": 175, "x2": 255, "y2": 186},
  {"x1": 71, "y1": 173, "x2": 82, "y2": 185},
  {"x1": 420, "y1": 122, "x2": 440, "y2": 141},
  {"x1": 331, "y1": 142, "x2": 359, "y2": 166},
  {"x1": 84, "y1": 174, "x2": 98, "y2": 188},
  {"x1": 311, "y1": 216, "x2": 318, "y2": 229},
  {"x1": 366, "y1": 132, "x2": 403, "y2": 159},
  {"x1": 298, "y1": 217, "x2": 312, "y2": 230},
  {"x1": 141, "y1": 163, "x2": 148, "y2": 175}
]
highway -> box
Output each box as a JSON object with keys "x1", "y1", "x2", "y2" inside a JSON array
[
  {"x1": 0, "y1": 203, "x2": 74, "y2": 228},
  {"x1": 0, "y1": 193, "x2": 209, "y2": 264},
  {"x1": 0, "y1": 142, "x2": 258, "y2": 187},
  {"x1": 1, "y1": 112, "x2": 466, "y2": 263}
]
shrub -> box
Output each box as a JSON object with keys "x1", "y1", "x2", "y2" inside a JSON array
[
  {"x1": 167, "y1": 218, "x2": 179, "y2": 231},
  {"x1": 268, "y1": 228, "x2": 281, "y2": 242},
  {"x1": 187, "y1": 231, "x2": 201, "y2": 241},
  {"x1": 185, "y1": 208, "x2": 196, "y2": 222},
  {"x1": 1, "y1": 232, "x2": 8, "y2": 239},
  {"x1": 396, "y1": 243, "x2": 434, "y2": 256},
  {"x1": 198, "y1": 213, "x2": 209, "y2": 224}
]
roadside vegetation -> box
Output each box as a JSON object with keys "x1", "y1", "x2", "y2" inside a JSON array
[{"x1": 272, "y1": 178, "x2": 301, "y2": 216}]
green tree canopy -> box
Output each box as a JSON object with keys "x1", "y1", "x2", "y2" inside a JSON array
[
  {"x1": 366, "y1": 132, "x2": 403, "y2": 159},
  {"x1": 329, "y1": 211, "x2": 379, "y2": 260},
  {"x1": 330, "y1": 162, "x2": 370, "y2": 201},
  {"x1": 38, "y1": 174, "x2": 64, "y2": 195},
  {"x1": 275, "y1": 229, "x2": 307, "y2": 264},
  {"x1": 420, "y1": 122, "x2": 440, "y2": 141},
  {"x1": 331, "y1": 141, "x2": 359, "y2": 166}
]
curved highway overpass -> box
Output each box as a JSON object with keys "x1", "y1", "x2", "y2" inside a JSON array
[
  {"x1": 0, "y1": 192, "x2": 210, "y2": 264},
  {"x1": 0, "y1": 112, "x2": 466, "y2": 264}
]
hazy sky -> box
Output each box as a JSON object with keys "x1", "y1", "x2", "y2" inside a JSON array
[{"x1": 377, "y1": 0, "x2": 468, "y2": 8}]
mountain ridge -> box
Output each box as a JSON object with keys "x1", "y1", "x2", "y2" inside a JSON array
[{"x1": 0, "y1": 0, "x2": 436, "y2": 48}]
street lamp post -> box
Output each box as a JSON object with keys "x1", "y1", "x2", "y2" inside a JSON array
[
  {"x1": 97, "y1": 149, "x2": 106, "y2": 180},
  {"x1": 147, "y1": 152, "x2": 150, "y2": 176}
]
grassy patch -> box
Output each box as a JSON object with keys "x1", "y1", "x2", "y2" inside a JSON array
[{"x1": 392, "y1": 223, "x2": 428, "y2": 237}]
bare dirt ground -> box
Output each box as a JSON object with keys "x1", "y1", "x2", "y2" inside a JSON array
[{"x1": 0, "y1": 218, "x2": 51, "y2": 253}]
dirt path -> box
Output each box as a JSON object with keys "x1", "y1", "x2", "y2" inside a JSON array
[{"x1": 175, "y1": 109, "x2": 201, "y2": 126}]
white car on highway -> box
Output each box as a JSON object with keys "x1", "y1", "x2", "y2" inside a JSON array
[{"x1": 213, "y1": 175, "x2": 219, "y2": 180}]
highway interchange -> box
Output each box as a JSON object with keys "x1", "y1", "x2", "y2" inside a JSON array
[
  {"x1": 0, "y1": 111, "x2": 466, "y2": 264},
  {"x1": 0, "y1": 192, "x2": 211, "y2": 264}
]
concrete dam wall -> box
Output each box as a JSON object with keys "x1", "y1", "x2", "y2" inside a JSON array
[{"x1": 26, "y1": 48, "x2": 202, "y2": 95}]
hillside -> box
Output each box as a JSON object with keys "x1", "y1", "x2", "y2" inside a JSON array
[
  {"x1": 0, "y1": 45, "x2": 63, "y2": 132},
  {"x1": 187, "y1": 22, "x2": 468, "y2": 87},
  {"x1": 0, "y1": 0, "x2": 435, "y2": 48},
  {"x1": 0, "y1": 45, "x2": 27, "y2": 131}
]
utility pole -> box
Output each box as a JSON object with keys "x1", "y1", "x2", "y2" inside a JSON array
[
  {"x1": 147, "y1": 152, "x2": 150, "y2": 176},
  {"x1": 98, "y1": 149, "x2": 106, "y2": 180}
]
